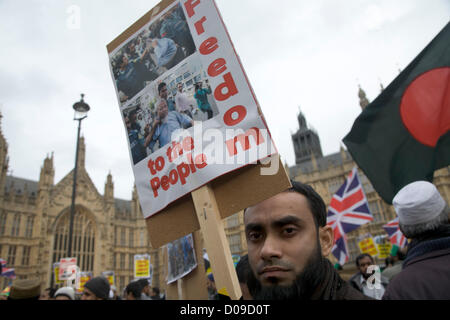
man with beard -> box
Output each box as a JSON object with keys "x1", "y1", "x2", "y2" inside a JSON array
[
  {"x1": 382, "y1": 181, "x2": 450, "y2": 300},
  {"x1": 244, "y1": 181, "x2": 370, "y2": 300}
]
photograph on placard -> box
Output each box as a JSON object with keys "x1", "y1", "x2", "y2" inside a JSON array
[
  {"x1": 120, "y1": 54, "x2": 220, "y2": 165},
  {"x1": 109, "y1": 1, "x2": 196, "y2": 106},
  {"x1": 167, "y1": 233, "x2": 197, "y2": 284}
]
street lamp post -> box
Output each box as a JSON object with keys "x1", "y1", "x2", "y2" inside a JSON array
[{"x1": 67, "y1": 94, "x2": 90, "y2": 258}]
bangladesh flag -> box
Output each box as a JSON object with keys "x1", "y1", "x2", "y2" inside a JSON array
[{"x1": 343, "y1": 22, "x2": 450, "y2": 204}]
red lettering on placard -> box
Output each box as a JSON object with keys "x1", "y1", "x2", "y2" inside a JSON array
[
  {"x1": 195, "y1": 154, "x2": 208, "y2": 169},
  {"x1": 214, "y1": 72, "x2": 238, "y2": 101},
  {"x1": 155, "y1": 157, "x2": 165, "y2": 171},
  {"x1": 183, "y1": 136, "x2": 194, "y2": 152},
  {"x1": 184, "y1": 0, "x2": 201, "y2": 18},
  {"x1": 147, "y1": 159, "x2": 157, "y2": 175},
  {"x1": 226, "y1": 127, "x2": 265, "y2": 156},
  {"x1": 169, "y1": 169, "x2": 179, "y2": 185},
  {"x1": 199, "y1": 37, "x2": 218, "y2": 55},
  {"x1": 177, "y1": 162, "x2": 190, "y2": 185},
  {"x1": 150, "y1": 178, "x2": 160, "y2": 197},
  {"x1": 224, "y1": 105, "x2": 247, "y2": 126},
  {"x1": 167, "y1": 141, "x2": 183, "y2": 163},
  {"x1": 161, "y1": 175, "x2": 170, "y2": 191},
  {"x1": 208, "y1": 58, "x2": 227, "y2": 77},
  {"x1": 149, "y1": 154, "x2": 209, "y2": 197},
  {"x1": 194, "y1": 16, "x2": 207, "y2": 35}
]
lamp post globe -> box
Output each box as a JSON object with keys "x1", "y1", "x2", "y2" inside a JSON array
[{"x1": 73, "y1": 94, "x2": 90, "y2": 120}]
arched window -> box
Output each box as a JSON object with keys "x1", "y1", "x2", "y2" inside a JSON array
[{"x1": 52, "y1": 207, "x2": 96, "y2": 273}]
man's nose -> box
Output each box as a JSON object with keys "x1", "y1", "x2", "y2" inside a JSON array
[{"x1": 260, "y1": 234, "x2": 282, "y2": 261}]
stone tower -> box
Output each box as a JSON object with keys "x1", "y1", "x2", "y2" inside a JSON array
[{"x1": 291, "y1": 110, "x2": 323, "y2": 164}]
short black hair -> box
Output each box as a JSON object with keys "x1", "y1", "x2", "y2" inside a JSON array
[
  {"x1": 385, "y1": 256, "x2": 394, "y2": 267},
  {"x1": 137, "y1": 279, "x2": 149, "y2": 291},
  {"x1": 158, "y1": 82, "x2": 167, "y2": 94},
  {"x1": 287, "y1": 180, "x2": 327, "y2": 228},
  {"x1": 244, "y1": 180, "x2": 327, "y2": 229},
  {"x1": 355, "y1": 253, "x2": 374, "y2": 267},
  {"x1": 126, "y1": 281, "x2": 142, "y2": 299},
  {"x1": 235, "y1": 254, "x2": 250, "y2": 283}
]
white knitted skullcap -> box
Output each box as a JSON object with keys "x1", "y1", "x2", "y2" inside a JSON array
[
  {"x1": 55, "y1": 286, "x2": 75, "y2": 300},
  {"x1": 393, "y1": 181, "x2": 446, "y2": 226}
]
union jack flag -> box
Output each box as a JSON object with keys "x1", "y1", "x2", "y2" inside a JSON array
[
  {"x1": 327, "y1": 167, "x2": 373, "y2": 265},
  {"x1": 0, "y1": 258, "x2": 16, "y2": 279},
  {"x1": 383, "y1": 217, "x2": 408, "y2": 248}
]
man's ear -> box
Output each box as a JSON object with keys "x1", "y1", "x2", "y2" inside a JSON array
[{"x1": 318, "y1": 225, "x2": 334, "y2": 257}]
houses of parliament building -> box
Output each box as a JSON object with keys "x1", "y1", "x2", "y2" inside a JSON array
[{"x1": 0, "y1": 86, "x2": 449, "y2": 293}]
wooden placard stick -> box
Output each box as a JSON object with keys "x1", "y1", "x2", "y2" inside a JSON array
[{"x1": 191, "y1": 184, "x2": 242, "y2": 300}]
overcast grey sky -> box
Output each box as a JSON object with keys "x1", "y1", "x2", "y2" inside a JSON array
[{"x1": 0, "y1": 0, "x2": 449, "y2": 201}]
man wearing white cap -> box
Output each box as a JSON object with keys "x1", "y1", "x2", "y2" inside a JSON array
[{"x1": 383, "y1": 181, "x2": 450, "y2": 300}]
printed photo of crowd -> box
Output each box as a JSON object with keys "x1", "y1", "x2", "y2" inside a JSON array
[
  {"x1": 123, "y1": 56, "x2": 219, "y2": 165},
  {"x1": 110, "y1": 2, "x2": 197, "y2": 105},
  {"x1": 167, "y1": 234, "x2": 197, "y2": 284}
]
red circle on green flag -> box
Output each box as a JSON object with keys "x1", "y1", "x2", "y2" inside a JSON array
[{"x1": 400, "y1": 67, "x2": 450, "y2": 147}]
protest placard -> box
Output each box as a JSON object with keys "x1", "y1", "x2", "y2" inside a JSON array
[
  {"x1": 102, "y1": 271, "x2": 115, "y2": 287},
  {"x1": 357, "y1": 234, "x2": 379, "y2": 257},
  {"x1": 77, "y1": 272, "x2": 92, "y2": 293},
  {"x1": 59, "y1": 257, "x2": 77, "y2": 281},
  {"x1": 107, "y1": 0, "x2": 283, "y2": 219},
  {"x1": 167, "y1": 233, "x2": 197, "y2": 284},
  {"x1": 53, "y1": 262, "x2": 62, "y2": 285},
  {"x1": 374, "y1": 235, "x2": 392, "y2": 259},
  {"x1": 107, "y1": 0, "x2": 291, "y2": 299},
  {"x1": 134, "y1": 254, "x2": 151, "y2": 279}
]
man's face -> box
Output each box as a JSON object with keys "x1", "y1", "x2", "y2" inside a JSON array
[
  {"x1": 121, "y1": 55, "x2": 129, "y2": 68},
  {"x1": 244, "y1": 192, "x2": 321, "y2": 287},
  {"x1": 39, "y1": 290, "x2": 51, "y2": 300},
  {"x1": 126, "y1": 292, "x2": 137, "y2": 300},
  {"x1": 157, "y1": 100, "x2": 169, "y2": 119},
  {"x1": 159, "y1": 85, "x2": 168, "y2": 99},
  {"x1": 358, "y1": 256, "x2": 374, "y2": 278},
  {"x1": 143, "y1": 284, "x2": 150, "y2": 295},
  {"x1": 81, "y1": 288, "x2": 100, "y2": 300},
  {"x1": 178, "y1": 83, "x2": 183, "y2": 92}
]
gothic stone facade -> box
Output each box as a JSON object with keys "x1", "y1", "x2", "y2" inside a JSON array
[{"x1": 0, "y1": 128, "x2": 165, "y2": 294}]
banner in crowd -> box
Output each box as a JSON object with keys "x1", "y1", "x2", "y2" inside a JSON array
[
  {"x1": 167, "y1": 233, "x2": 197, "y2": 284},
  {"x1": 107, "y1": 0, "x2": 277, "y2": 218},
  {"x1": 102, "y1": 271, "x2": 115, "y2": 287},
  {"x1": 357, "y1": 233, "x2": 379, "y2": 257},
  {"x1": 374, "y1": 235, "x2": 392, "y2": 259},
  {"x1": 53, "y1": 263, "x2": 62, "y2": 285},
  {"x1": 58, "y1": 257, "x2": 77, "y2": 281},
  {"x1": 77, "y1": 272, "x2": 92, "y2": 293},
  {"x1": 134, "y1": 254, "x2": 151, "y2": 279}
]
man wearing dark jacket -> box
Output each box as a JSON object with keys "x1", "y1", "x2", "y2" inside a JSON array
[
  {"x1": 244, "y1": 181, "x2": 371, "y2": 300},
  {"x1": 383, "y1": 181, "x2": 450, "y2": 300},
  {"x1": 348, "y1": 253, "x2": 389, "y2": 300}
]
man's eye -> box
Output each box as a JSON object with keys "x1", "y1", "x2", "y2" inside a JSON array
[
  {"x1": 248, "y1": 232, "x2": 261, "y2": 241},
  {"x1": 283, "y1": 227, "x2": 297, "y2": 236}
]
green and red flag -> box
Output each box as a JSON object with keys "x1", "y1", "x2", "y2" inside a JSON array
[{"x1": 343, "y1": 22, "x2": 450, "y2": 204}]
